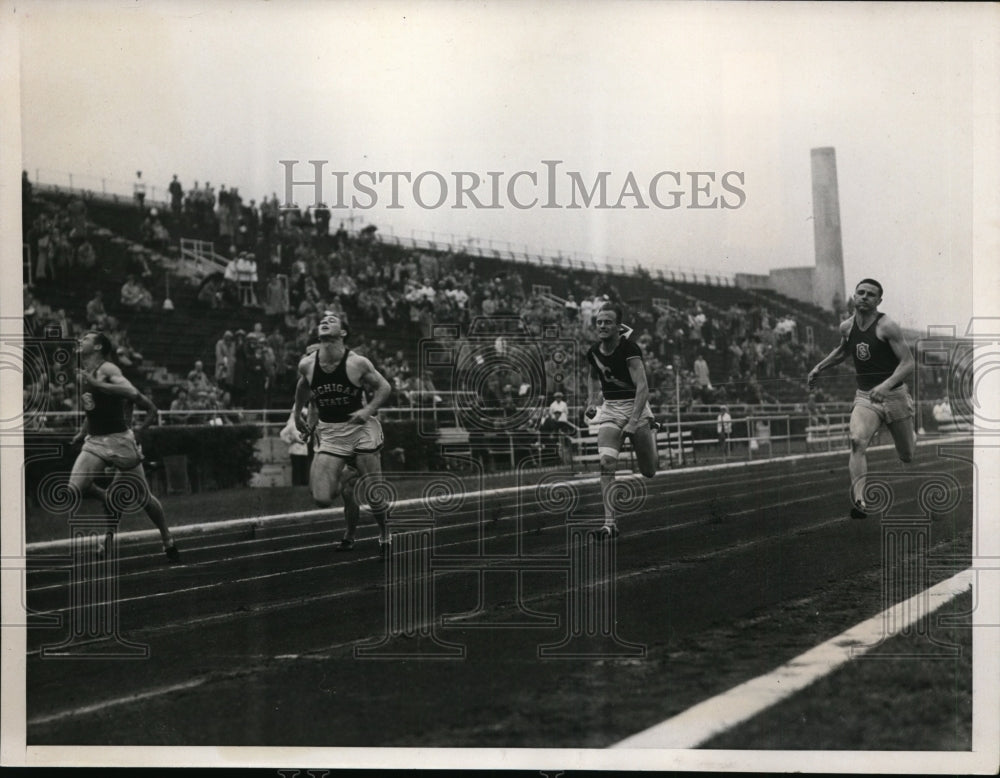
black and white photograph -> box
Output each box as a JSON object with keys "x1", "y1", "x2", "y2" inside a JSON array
[{"x1": 2, "y1": 0, "x2": 998, "y2": 773}]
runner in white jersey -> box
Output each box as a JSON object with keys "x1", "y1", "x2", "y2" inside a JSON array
[
  {"x1": 293, "y1": 313, "x2": 394, "y2": 555},
  {"x1": 584, "y1": 303, "x2": 659, "y2": 538}
]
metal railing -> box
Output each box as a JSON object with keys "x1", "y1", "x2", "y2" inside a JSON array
[
  {"x1": 376, "y1": 226, "x2": 736, "y2": 287},
  {"x1": 179, "y1": 238, "x2": 228, "y2": 277},
  {"x1": 26, "y1": 408, "x2": 860, "y2": 463},
  {"x1": 31, "y1": 173, "x2": 171, "y2": 209}
]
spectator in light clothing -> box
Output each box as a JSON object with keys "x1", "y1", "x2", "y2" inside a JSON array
[
  {"x1": 548, "y1": 391, "x2": 569, "y2": 420},
  {"x1": 932, "y1": 396, "x2": 954, "y2": 425},
  {"x1": 134, "y1": 170, "x2": 146, "y2": 209},
  {"x1": 693, "y1": 353, "x2": 712, "y2": 401},
  {"x1": 280, "y1": 406, "x2": 312, "y2": 486},
  {"x1": 564, "y1": 293, "x2": 579, "y2": 322},
  {"x1": 187, "y1": 360, "x2": 212, "y2": 393},
  {"x1": 235, "y1": 254, "x2": 259, "y2": 305},
  {"x1": 215, "y1": 330, "x2": 236, "y2": 387},
  {"x1": 716, "y1": 404, "x2": 733, "y2": 454}
]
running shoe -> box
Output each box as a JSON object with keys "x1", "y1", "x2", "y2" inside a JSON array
[
  {"x1": 592, "y1": 524, "x2": 620, "y2": 540},
  {"x1": 334, "y1": 537, "x2": 355, "y2": 552},
  {"x1": 164, "y1": 544, "x2": 181, "y2": 563},
  {"x1": 850, "y1": 499, "x2": 868, "y2": 519},
  {"x1": 95, "y1": 530, "x2": 115, "y2": 558}
]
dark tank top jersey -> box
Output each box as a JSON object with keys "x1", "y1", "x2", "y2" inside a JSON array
[
  {"x1": 84, "y1": 368, "x2": 130, "y2": 435},
  {"x1": 847, "y1": 312, "x2": 902, "y2": 391},
  {"x1": 587, "y1": 338, "x2": 643, "y2": 400},
  {"x1": 311, "y1": 348, "x2": 364, "y2": 422}
]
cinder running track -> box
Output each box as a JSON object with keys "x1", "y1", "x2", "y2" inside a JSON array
[{"x1": 25, "y1": 441, "x2": 973, "y2": 747}]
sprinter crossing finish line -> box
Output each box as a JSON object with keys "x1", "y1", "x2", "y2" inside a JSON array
[
  {"x1": 584, "y1": 303, "x2": 659, "y2": 538},
  {"x1": 294, "y1": 312, "x2": 393, "y2": 554},
  {"x1": 807, "y1": 279, "x2": 916, "y2": 518}
]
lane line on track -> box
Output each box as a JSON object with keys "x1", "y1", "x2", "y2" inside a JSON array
[
  {"x1": 23, "y1": 459, "x2": 857, "y2": 592},
  {"x1": 24, "y1": 449, "x2": 956, "y2": 594},
  {"x1": 36, "y1": 481, "x2": 964, "y2": 660},
  {"x1": 24, "y1": 463, "x2": 969, "y2": 623},
  {"x1": 610, "y1": 568, "x2": 974, "y2": 749},
  {"x1": 24, "y1": 435, "x2": 970, "y2": 554}
]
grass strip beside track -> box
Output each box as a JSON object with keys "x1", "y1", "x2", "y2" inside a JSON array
[{"x1": 700, "y1": 589, "x2": 974, "y2": 750}]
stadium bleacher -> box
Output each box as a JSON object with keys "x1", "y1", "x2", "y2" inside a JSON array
[{"x1": 25, "y1": 175, "x2": 854, "y2": 427}]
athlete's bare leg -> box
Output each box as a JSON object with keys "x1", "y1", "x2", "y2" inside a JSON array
[
  {"x1": 354, "y1": 451, "x2": 389, "y2": 543},
  {"x1": 68, "y1": 450, "x2": 106, "y2": 508},
  {"x1": 310, "y1": 451, "x2": 349, "y2": 508},
  {"x1": 68, "y1": 451, "x2": 117, "y2": 551},
  {"x1": 110, "y1": 465, "x2": 176, "y2": 548},
  {"x1": 886, "y1": 416, "x2": 916, "y2": 465},
  {"x1": 848, "y1": 404, "x2": 882, "y2": 512},
  {"x1": 89, "y1": 465, "x2": 179, "y2": 560},
  {"x1": 629, "y1": 420, "x2": 659, "y2": 479},
  {"x1": 597, "y1": 424, "x2": 625, "y2": 528},
  {"x1": 338, "y1": 466, "x2": 361, "y2": 548}
]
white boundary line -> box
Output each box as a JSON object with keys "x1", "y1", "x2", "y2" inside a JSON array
[
  {"x1": 611, "y1": 568, "x2": 974, "y2": 749},
  {"x1": 24, "y1": 434, "x2": 972, "y2": 554},
  {"x1": 28, "y1": 679, "x2": 212, "y2": 728}
]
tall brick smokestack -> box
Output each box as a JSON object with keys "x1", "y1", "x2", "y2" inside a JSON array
[{"x1": 811, "y1": 147, "x2": 847, "y2": 312}]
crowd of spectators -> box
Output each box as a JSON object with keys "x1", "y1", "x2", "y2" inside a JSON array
[
  {"x1": 23, "y1": 170, "x2": 849, "y2": 434},
  {"x1": 23, "y1": 195, "x2": 98, "y2": 286},
  {"x1": 166, "y1": 355, "x2": 241, "y2": 425},
  {"x1": 179, "y1": 214, "x2": 835, "y2": 422}
]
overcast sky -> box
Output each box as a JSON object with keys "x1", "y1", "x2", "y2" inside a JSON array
[{"x1": 15, "y1": 0, "x2": 998, "y2": 331}]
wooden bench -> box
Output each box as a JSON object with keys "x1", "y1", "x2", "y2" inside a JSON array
[
  {"x1": 436, "y1": 426, "x2": 473, "y2": 468},
  {"x1": 806, "y1": 422, "x2": 850, "y2": 451},
  {"x1": 573, "y1": 426, "x2": 696, "y2": 470},
  {"x1": 934, "y1": 420, "x2": 973, "y2": 435},
  {"x1": 658, "y1": 428, "x2": 696, "y2": 467}
]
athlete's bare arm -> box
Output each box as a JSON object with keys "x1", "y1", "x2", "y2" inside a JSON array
[
  {"x1": 807, "y1": 319, "x2": 851, "y2": 389},
  {"x1": 70, "y1": 417, "x2": 90, "y2": 446},
  {"x1": 349, "y1": 356, "x2": 391, "y2": 424},
  {"x1": 133, "y1": 392, "x2": 159, "y2": 429},
  {"x1": 585, "y1": 365, "x2": 602, "y2": 416},
  {"x1": 625, "y1": 357, "x2": 650, "y2": 432},
  {"x1": 870, "y1": 315, "x2": 914, "y2": 399},
  {"x1": 293, "y1": 362, "x2": 313, "y2": 435}
]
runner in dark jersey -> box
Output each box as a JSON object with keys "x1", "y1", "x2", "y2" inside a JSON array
[
  {"x1": 309, "y1": 347, "x2": 364, "y2": 422},
  {"x1": 294, "y1": 313, "x2": 394, "y2": 556},
  {"x1": 70, "y1": 331, "x2": 180, "y2": 561},
  {"x1": 584, "y1": 304, "x2": 659, "y2": 538},
  {"x1": 291, "y1": 341, "x2": 363, "y2": 552},
  {"x1": 808, "y1": 279, "x2": 915, "y2": 518}
]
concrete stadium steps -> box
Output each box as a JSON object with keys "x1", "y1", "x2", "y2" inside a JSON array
[
  {"x1": 765, "y1": 376, "x2": 811, "y2": 404},
  {"x1": 752, "y1": 288, "x2": 836, "y2": 326},
  {"x1": 671, "y1": 280, "x2": 758, "y2": 312},
  {"x1": 34, "y1": 187, "x2": 151, "y2": 244},
  {"x1": 116, "y1": 308, "x2": 259, "y2": 375}
]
